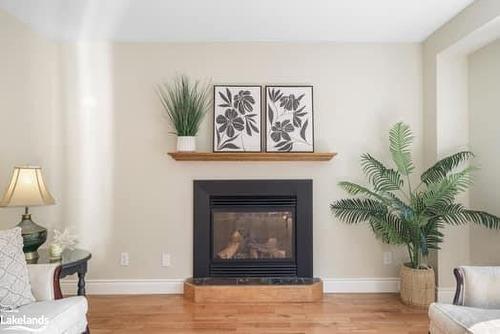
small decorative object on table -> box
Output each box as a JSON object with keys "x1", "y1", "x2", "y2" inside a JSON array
[
  {"x1": 157, "y1": 75, "x2": 211, "y2": 152},
  {"x1": 265, "y1": 85, "x2": 314, "y2": 152},
  {"x1": 213, "y1": 85, "x2": 262, "y2": 152},
  {"x1": 48, "y1": 228, "x2": 78, "y2": 260},
  {"x1": 0, "y1": 166, "x2": 55, "y2": 261},
  {"x1": 330, "y1": 122, "x2": 500, "y2": 308},
  {"x1": 48, "y1": 243, "x2": 64, "y2": 260}
]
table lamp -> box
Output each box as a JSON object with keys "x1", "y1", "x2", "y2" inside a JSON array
[{"x1": 0, "y1": 166, "x2": 55, "y2": 260}]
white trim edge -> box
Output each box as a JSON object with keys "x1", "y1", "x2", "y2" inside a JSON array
[
  {"x1": 323, "y1": 278, "x2": 400, "y2": 293},
  {"x1": 61, "y1": 277, "x2": 400, "y2": 295},
  {"x1": 437, "y1": 287, "x2": 455, "y2": 303},
  {"x1": 61, "y1": 279, "x2": 184, "y2": 295}
]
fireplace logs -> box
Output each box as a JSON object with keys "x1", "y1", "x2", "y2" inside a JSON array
[
  {"x1": 217, "y1": 230, "x2": 286, "y2": 260},
  {"x1": 248, "y1": 237, "x2": 286, "y2": 258},
  {"x1": 217, "y1": 230, "x2": 242, "y2": 259}
]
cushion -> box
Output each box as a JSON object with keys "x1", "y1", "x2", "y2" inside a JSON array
[
  {"x1": 0, "y1": 227, "x2": 35, "y2": 309},
  {"x1": 429, "y1": 303, "x2": 500, "y2": 334},
  {"x1": 0, "y1": 296, "x2": 88, "y2": 334},
  {"x1": 27, "y1": 263, "x2": 59, "y2": 301},
  {"x1": 429, "y1": 303, "x2": 468, "y2": 334},
  {"x1": 462, "y1": 266, "x2": 500, "y2": 309}
]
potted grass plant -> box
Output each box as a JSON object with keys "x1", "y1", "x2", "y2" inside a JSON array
[
  {"x1": 157, "y1": 75, "x2": 211, "y2": 151},
  {"x1": 330, "y1": 122, "x2": 500, "y2": 308}
]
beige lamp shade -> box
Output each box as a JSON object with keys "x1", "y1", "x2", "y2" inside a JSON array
[{"x1": 0, "y1": 166, "x2": 55, "y2": 207}]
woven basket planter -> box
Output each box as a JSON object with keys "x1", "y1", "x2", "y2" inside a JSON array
[{"x1": 400, "y1": 264, "x2": 435, "y2": 308}]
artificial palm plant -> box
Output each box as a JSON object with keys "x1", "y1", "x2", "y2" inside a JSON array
[{"x1": 331, "y1": 122, "x2": 500, "y2": 270}]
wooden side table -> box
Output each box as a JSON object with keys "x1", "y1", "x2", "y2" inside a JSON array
[{"x1": 32, "y1": 248, "x2": 92, "y2": 296}]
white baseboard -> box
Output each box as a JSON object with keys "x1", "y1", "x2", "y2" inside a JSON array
[
  {"x1": 61, "y1": 277, "x2": 400, "y2": 295},
  {"x1": 61, "y1": 279, "x2": 184, "y2": 295},
  {"x1": 437, "y1": 287, "x2": 456, "y2": 303},
  {"x1": 323, "y1": 278, "x2": 400, "y2": 293}
]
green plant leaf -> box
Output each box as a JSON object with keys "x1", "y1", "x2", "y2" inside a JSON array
[
  {"x1": 431, "y1": 203, "x2": 500, "y2": 229},
  {"x1": 361, "y1": 154, "x2": 403, "y2": 192},
  {"x1": 369, "y1": 213, "x2": 408, "y2": 245},
  {"x1": 389, "y1": 122, "x2": 415, "y2": 176},
  {"x1": 330, "y1": 198, "x2": 387, "y2": 224},
  {"x1": 338, "y1": 181, "x2": 386, "y2": 202},
  {"x1": 157, "y1": 75, "x2": 210, "y2": 136},
  {"x1": 422, "y1": 167, "x2": 474, "y2": 210},
  {"x1": 421, "y1": 151, "x2": 475, "y2": 185},
  {"x1": 462, "y1": 210, "x2": 500, "y2": 229},
  {"x1": 384, "y1": 192, "x2": 412, "y2": 217}
]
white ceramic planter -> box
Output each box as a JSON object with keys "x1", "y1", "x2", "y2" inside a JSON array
[{"x1": 177, "y1": 136, "x2": 196, "y2": 152}]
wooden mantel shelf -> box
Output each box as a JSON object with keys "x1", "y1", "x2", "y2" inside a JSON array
[{"x1": 168, "y1": 152, "x2": 336, "y2": 162}]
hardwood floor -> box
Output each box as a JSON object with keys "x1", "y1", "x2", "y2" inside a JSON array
[{"x1": 87, "y1": 293, "x2": 429, "y2": 334}]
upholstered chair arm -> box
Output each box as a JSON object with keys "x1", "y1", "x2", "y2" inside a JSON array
[
  {"x1": 453, "y1": 266, "x2": 500, "y2": 309},
  {"x1": 27, "y1": 263, "x2": 63, "y2": 301}
]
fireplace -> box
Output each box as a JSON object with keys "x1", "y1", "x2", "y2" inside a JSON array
[{"x1": 193, "y1": 180, "x2": 312, "y2": 279}]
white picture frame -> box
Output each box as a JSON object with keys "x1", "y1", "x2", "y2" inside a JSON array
[
  {"x1": 265, "y1": 85, "x2": 314, "y2": 152},
  {"x1": 213, "y1": 85, "x2": 262, "y2": 152}
]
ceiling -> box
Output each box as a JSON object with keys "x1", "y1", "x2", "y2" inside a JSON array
[{"x1": 0, "y1": 0, "x2": 474, "y2": 42}]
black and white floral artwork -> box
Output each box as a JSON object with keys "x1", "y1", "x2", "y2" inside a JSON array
[
  {"x1": 213, "y1": 86, "x2": 262, "y2": 152},
  {"x1": 265, "y1": 86, "x2": 314, "y2": 152}
]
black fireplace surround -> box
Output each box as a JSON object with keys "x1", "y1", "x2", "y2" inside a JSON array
[{"x1": 193, "y1": 179, "x2": 313, "y2": 279}]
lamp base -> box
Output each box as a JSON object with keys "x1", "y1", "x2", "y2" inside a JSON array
[
  {"x1": 24, "y1": 250, "x2": 40, "y2": 262},
  {"x1": 17, "y1": 213, "x2": 47, "y2": 262}
]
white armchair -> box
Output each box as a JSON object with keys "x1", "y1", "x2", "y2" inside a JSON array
[
  {"x1": 0, "y1": 263, "x2": 88, "y2": 334},
  {"x1": 429, "y1": 266, "x2": 500, "y2": 334}
]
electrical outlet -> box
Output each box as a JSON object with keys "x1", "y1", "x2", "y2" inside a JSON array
[
  {"x1": 120, "y1": 252, "x2": 129, "y2": 266},
  {"x1": 383, "y1": 251, "x2": 392, "y2": 265},
  {"x1": 162, "y1": 253, "x2": 171, "y2": 267}
]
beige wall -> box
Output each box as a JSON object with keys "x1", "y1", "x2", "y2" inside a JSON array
[
  {"x1": 0, "y1": 11, "x2": 424, "y2": 281},
  {"x1": 423, "y1": 0, "x2": 500, "y2": 291},
  {"x1": 469, "y1": 39, "x2": 500, "y2": 264},
  {"x1": 54, "y1": 42, "x2": 423, "y2": 280},
  {"x1": 2, "y1": 2, "x2": 499, "y2": 290},
  {"x1": 0, "y1": 11, "x2": 60, "y2": 230}
]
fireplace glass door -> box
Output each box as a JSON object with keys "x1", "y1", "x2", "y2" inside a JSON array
[{"x1": 212, "y1": 209, "x2": 294, "y2": 261}]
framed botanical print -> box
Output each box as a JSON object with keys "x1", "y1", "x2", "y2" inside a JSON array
[
  {"x1": 265, "y1": 85, "x2": 314, "y2": 152},
  {"x1": 213, "y1": 85, "x2": 262, "y2": 152}
]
